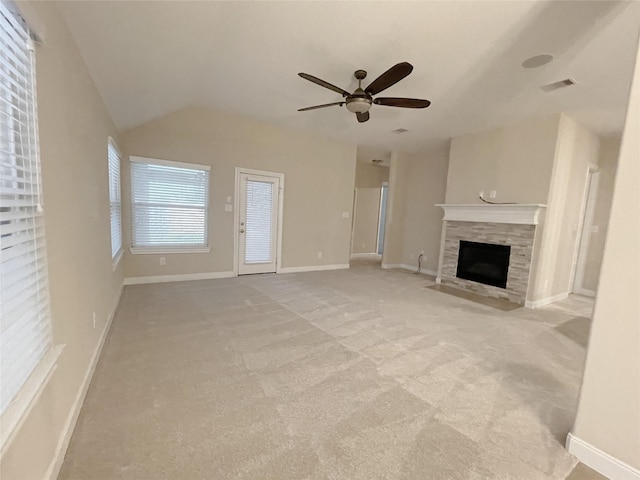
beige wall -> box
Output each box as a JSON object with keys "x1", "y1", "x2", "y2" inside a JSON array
[
  {"x1": 529, "y1": 114, "x2": 601, "y2": 301},
  {"x1": 581, "y1": 137, "x2": 620, "y2": 292},
  {"x1": 571, "y1": 35, "x2": 640, "y2": 471},
  {"x1": 383, "y1": 146, "x2": 449, "y2": 274},
  {"x1": 354, "y1": 161, "x2": 389, "y2": 188},
  {"x1": 121, "y1": 107, "x2": 356, "y2": 278},
  {"x1": 1, "y1": 2, "x2": 123, "y2": 479},
  {"x1": 351, "y1": 188, "x2": 381, "y2": 254},
  {"x1": 446, "y1": 115, "x2": 560, "y2": 204}
]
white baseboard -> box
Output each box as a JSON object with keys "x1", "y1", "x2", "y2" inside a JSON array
[
  {"x1": 124, "y1": 271, "x2": 235, "y2": 285},
  {"x1": 524, "y1": 291, "x2": 569, "y2": 309},
  {"x1": 575, "y1": 287, "x2": 596, "y2": 298},
  {"x1": 279, "y1": 264, "x2": 349, "y2": 274},
  {"x1": 350, "y1": 253, "x2": 382, "y2": 259},
  {"x1": 381, "y1": 263, "x2": 437, "y2": 277},
  {"x1": 45, "y1": 285, "x2": 123, "y2": 480},
  {"x1": 566, "y1": 433, "x2": 640, "y2": 480}
]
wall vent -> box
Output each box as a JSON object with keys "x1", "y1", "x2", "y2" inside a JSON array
[
  {"x1": 391, "y1": 128, "x2": 409, "y2": 134},
  {"x1": 540, "y1": 78, "x2": 576, "y2": 92}
]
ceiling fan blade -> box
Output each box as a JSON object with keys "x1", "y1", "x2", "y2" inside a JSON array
[
  {"x1": 374, "y1": 97, "x2": 431, "y2": 108},
  {"x1": 298, "y1": 73, "x2": 350, "y2": 97},
  {"x1": 297, "y1": 102, "x2": 345, "y2": 112},
  {"x1": 364, "y1": 62, "x2": 413, "y2": 96},
  {"x1": 356, "y1": 111, "x2": 370, "y2": 123}
]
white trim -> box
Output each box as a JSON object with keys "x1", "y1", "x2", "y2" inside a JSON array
[
  {"x1": 381, "y1": 263, "x2": 438, "y2": 277},
  {"x1": 129, "y1": 246, "x2": 211, "y2": 255},
  {"x1": 111, "y1": 248, "x2": 124, "y2": 271},
  {"x1": 575, "y1": 287, "x2": 596, "y2": 298},
  {"x1": 278, "y1": 264, "x2": 349, "y2": 274},
  {"x1": 435, "y1": 204, "x2": 547, "y2": 225},
  {"x1": 44, "y1": 285, "x2": 123, "y2": 480},
  {"x1": 124, "y1": 271, "x2": 235, "y2": 285},
  {"x1": 524, "y1": 291, "x2": 569, "y2": 309},
  {"x1": 0, "y1": 344, "x2": 64, "y2": 454},
  {"x1": 129, "y1": 155, "x2": 210, "y2": 171},
  {"x1": 234, "y1": 167, "x2": 285, "y2": 276},
  {"x1": 566, "y1": 433, "x2": 640, "y2": 480},
  {"x1": 350, "y1": 253, "x2": 382, "y2": 259}
]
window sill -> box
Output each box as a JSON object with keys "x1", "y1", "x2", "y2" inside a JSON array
[
  {"x1": 111, "y1": 248, "x2": 124, "y2": 271},
  {"x1": 0, "y1": 344, "x2": 65, "y2": 453},
  {"x1": 129, "y1": 246, "x2": 211, "y2": 255}
]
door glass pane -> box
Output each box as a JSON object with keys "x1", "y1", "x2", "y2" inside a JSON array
[{"x1": 245, "y1": 180, "x2": 273, "y2": 263}]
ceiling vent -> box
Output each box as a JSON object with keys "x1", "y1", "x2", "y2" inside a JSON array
[
  {"x1": 391, "y1": 128, "x2": 409, "y2": 134},
  {"x1": 540, "y1": 78, "x2": 576, "y2": 93}
]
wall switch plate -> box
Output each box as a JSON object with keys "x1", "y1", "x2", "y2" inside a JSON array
[
  {"x1": 159, "y1": 257, "x2": 166, "y2": 265},
  {"x1": 225, "y1": 204, "x2": 233, "y2": 212},
  {"x1": 490, "y1": 190, "x2": 497, "y2": 198},
  {"x1": 342, "y1": 212, "x2": 350, "y2": 218}
]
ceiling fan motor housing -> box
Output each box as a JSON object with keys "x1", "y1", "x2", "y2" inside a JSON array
[{"x1": 346, "y1": 88, "x2": 372, "y2": 113}]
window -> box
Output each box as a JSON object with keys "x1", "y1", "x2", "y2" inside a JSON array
[
  {"x1": 130, "y1": 156, "x2": 210, "y2": 252},
  {"x1": 0, "y1": 0, "x2": 53, "y2": 419},
  {"x1": 107, "y1": 138, "x2": 122, "y2": 261}
]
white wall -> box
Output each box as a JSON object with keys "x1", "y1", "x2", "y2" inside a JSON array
[
  {"x1": 354, "y1": 161, "x2": 389, "y2": 188},
  {"x1": 121, "y1": 107, "x2": 357, "y2": 279},
  {"x1": 569, "y1": 34, "x2": 640, "y2": 477},
  {"x1": 0, "y1": 3, "x2": 123, "y2": 479}
]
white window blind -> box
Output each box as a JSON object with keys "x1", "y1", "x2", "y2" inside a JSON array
[
  {"x1": 130, "y1": 157, "x2": 210, "y2": 250},
  {"x1": 244, "y1": 180, "x2": 274, "y2": 263},
  {"x1": 107, "y1": 138, "x2": 122, "y2": 259},
  {"x1": 0, "y1": 0, "x2": 52, "y2": 414}
]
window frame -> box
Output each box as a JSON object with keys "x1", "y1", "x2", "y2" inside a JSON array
[
  {"x1": 0, "y1": 0, "x2": 62, "y2": 451},
  {"x1": 107, "y1": 137, "x2": 123, "y2": 267},
  {"x1": 129, "y1": 156, "x2": 211, "y2": 255}
]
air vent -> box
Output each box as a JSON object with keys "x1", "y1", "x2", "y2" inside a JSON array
[
  {"x1": 391, "y1": 128, "x2": 409, "y2": 134},
  {"x1": 540, "y1": 78, "x2": 576, "y2": 93}
]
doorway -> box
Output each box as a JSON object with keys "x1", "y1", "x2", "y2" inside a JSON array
[
  {"x1": 572, "y1": 169, "x2": 600, "y2": 296},
  {"x1": 235, "y1": 168, "x2": 284, "y2": 275}
]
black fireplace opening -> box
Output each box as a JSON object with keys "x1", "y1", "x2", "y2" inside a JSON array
[{"x1": 456, "y1": 240, "x2": 511, "y2": 289}]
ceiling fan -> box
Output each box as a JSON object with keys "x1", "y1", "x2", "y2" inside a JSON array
[{"x1": 297, "y1": 62, "x2": 430, "y2": 123}]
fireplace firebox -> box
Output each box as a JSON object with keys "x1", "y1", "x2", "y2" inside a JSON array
[{"x1": 456, "y1": 240, "x2": 510, "y2": 289}]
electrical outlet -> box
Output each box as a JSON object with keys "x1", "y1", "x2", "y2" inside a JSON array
[
  {"x1": 420, "y1": 250, "x2": 425, "y2": 255},
  {"x1": 479, "y1": 190, "x2": 484, "y2": 198},
  {"x1": 159, "y1": 257, "x2": 166, "y2": 265},
  {"x1": 317, "y1": 252, "x2": 323, "y2": 259},
  {"x1": 342, "y1": 212, "x2": 350, "y2": 218},
  {"x1": 92, "y1": 312, "x2": 96, "y2": 329},
  {"x1": 490, "y1": 190, "x2": 497, "y2": 198}
]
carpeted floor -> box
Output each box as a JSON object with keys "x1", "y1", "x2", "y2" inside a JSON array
[{"x1": 58, "y1": 259, "x2": 593, "y2": 479}]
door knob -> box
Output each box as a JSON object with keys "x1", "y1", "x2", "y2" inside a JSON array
[{"x1": 240, "y1": 229, "x2": 245, "y2": 233}]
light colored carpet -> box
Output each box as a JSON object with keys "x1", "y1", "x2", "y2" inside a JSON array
[{"x1": 59, "y1": 260, "x2": 591, "y2": 479}]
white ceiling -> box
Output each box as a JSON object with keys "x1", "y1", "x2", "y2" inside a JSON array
[{"x1": 56, "y1": 1, "x2": 640, "y2": 154}]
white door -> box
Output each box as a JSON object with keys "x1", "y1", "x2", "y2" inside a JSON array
[{"x1": 238, "y1": 173, "x2": 280, "y2": 275}]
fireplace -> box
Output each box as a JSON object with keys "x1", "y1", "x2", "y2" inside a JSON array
[{"x1": 456, "y1": 240, "x2": 510, "y2": 288}]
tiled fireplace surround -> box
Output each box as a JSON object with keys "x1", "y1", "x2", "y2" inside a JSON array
[{"x1": 436, "y1": 205, "x2": 546, "y2": 305}]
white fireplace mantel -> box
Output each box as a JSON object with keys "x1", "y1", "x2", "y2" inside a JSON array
[{"x1": 436, "y1": 203, "x2": 547, "y2": 225}]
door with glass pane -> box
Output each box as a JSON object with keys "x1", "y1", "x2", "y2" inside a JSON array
[{"x1": 238, "y1": 173, "x2": 280, "y2": 275}]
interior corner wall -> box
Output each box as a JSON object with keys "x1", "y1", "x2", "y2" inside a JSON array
[
  {"x1": 354, "y1": 161, "x2": 389, "y2": 188},
  {"x1": 0, "y1": 2, "x2": 124, "y2": 479},
  {"x1": 570, "y1": 33, "x2": 640, "y2": 473},
  {"x1": 382, "y1": 147, "x2": 449, "y2": 273},
  {"x1": 120, "y1": 107, "x2": 357, "y2": 278},
  {"x1": 581, "y1": 136, "x2": 621, "y2": 292},
  {"x1": 528, "y1": 114, "x2": 601, "y2": 302}
]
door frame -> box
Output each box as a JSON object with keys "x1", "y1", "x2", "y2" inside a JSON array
[
  {"x1": 233, "y1": 167, "x2": 285, "y2": 276},
  {"x1": 571, "y1": 167, "x2": 600, "y2": 296}
]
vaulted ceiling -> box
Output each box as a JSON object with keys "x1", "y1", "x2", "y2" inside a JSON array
[{"x1": 56, "y1": 1, "x2": 640, "y2": 153}]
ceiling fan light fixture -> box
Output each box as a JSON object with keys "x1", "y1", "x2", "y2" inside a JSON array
[{"x1": 346, "y1": 97, "x2": 372, "y2": 113}]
